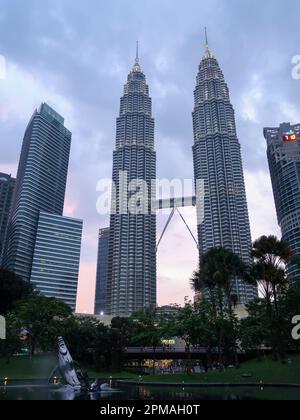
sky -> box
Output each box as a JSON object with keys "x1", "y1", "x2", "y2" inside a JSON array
[{"x1": 0, "y1": 0, "x2": 299, "y2": 313}]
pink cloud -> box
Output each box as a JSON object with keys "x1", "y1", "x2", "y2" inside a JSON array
[
  {"x1": 63, "y1": 199, "x2": 76, "y2": 217},
  {"x1": 76, "y1": 262, "x2": 96, "y2": 314}
]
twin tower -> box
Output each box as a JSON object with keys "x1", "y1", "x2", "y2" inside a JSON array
[{"x1": 103, "y1": 41, "x2": 258, "y2": 317}]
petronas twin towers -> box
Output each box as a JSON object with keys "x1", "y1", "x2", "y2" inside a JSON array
[
  {"x1": 106, "y1": 50, "x2": 157, "y2": 316},
  {"x1": 105, "y1": 39, "x2": 257, "y2": 316},
  {"x1": 193, "y1": 43, "x2": 257, "y2": 304}
]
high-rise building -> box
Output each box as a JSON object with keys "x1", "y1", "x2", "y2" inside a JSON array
[
  {"x1": 0, "y1": 173, "x2": 15, "y2": 258},
  {"x1": 192, "y1": 38, "x2": 257, "y2": 303},
  {"x1": 106, "y1": 48, "x2": 157, "y2": 316},
  {"x1": 94, "y1": 228, "x2": 110, "y2": 315},
  {"x1": 264, "y1": 122, "x2": 300, "y2": 280},
  {"x1": 30, "y1": 212, "x2": 83, "y2": 311},
  {"x1": 2, "y1": 103, "x2": 72, "y2": 282}
]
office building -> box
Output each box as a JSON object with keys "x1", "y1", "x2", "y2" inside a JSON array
[
  {"x1": 265, "y1": 122, "x2": 300, "y2": 280},
  {"x1": 0, "y1": 173, "x2": 15, "y2": 258},
  {"x1": 2, "y1": 103, "x2": 71, "y2": 281},
  {"x1": 30, "y1": 212, "x2": 82, "y2": 311},
  {"x1": 94, "y1": 228, "x2": 110, "y2": 315}
]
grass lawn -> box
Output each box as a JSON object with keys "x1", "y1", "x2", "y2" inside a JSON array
[
  {"x1": 1, "y1": 355, "x2": 300, "y2": 385},
  {"x1": 125, "y1": 356, "x2": 300, "y2": 385},
  {"x1": 0, "y1": 354, "x2": 135, "y2": 381},
  {"x1": 0, "y1": 354, "x2": 57, "y2": 380}
]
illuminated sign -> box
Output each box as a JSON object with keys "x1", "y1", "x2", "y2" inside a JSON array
[
  {"x1": 161, "y1": 339, "x2": 175, "y2": 346},
  {"x1": 283, "y1": 133, "x2": 299, "y2": 142}
]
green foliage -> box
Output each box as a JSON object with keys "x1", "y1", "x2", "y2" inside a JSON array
[
  {"x1": 0, "y1": 268, "x2": 33, "y2": 315},
  {"x1": 191, "y1": 247, "x2": 254, "y2": 308},
  {"x1": 189, "y1": 248, "x2": 255, "y2": 368},
  {"x1": 64, "y1": 316, "x2": 101, "y2": 365},
  {"x1": 241, "y1": 284, "x2": 300, "y2": 357},
  {"x1": 0, "y1": 313, "x2": 23, "y2": 361},
  {"x1": 249, "y1": 236, "x2": 295, "y2": 360},
  {"x1": 12, "y1": 294, "x2": 72, "y2": 356},
  {"x1": 252, "y1": 235, "x2": 293, "y2": 305},
  {"x1": 64, "y1": 316, "x2": 134, "y2": 372},
  {"x1": 109, "y1": 317, "x2": 135, "y2": 370},
  {"x1": 131, "y1": 307, "x2": 164, "y2": 350},
  {"x1": 240, "y1": 299, "x2": 269, "y2": 355},
  {"x1": 1, "y1": 237, "x2": 298, "y2": 375}
]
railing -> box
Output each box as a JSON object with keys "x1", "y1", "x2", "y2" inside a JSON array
[{"x1": 126, "y1": 347, "x2": 207, "y2": 354}]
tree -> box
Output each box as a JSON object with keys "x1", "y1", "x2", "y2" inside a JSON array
[
  {"x1": 132, "y1": 307, "x2": 164, "y2": 374},
  {"x1": 0, "y1": 313, "x2": 23, "y2": 362},
  {"x1": 64, "y1": 316, "x2": 100, "y2": 366},
  {"x1": 12, "y1": 294, "x2": 72, "y2": 356},
  {"x1": 132, "y1": 307, "x2": 163, "y2": 350},
  {"x1": 191, "y1": 248, "x2": 253, "y2": 367},
  {"x1": 107, "y1": 317, "x2": 134, "y2": 371},
  {"x1": 171, "y1": 301, "x2": 198, "y2": 353},
  {"x1": 172, "y1": 299, "x2": 218, "y2": 369},
  {"x1": 0, "y1": 268, "x2": 33, "y2": 315},
  {"x1": 279, "y1": 283, "x2": 300, "y2": 353},
  {"x1": 191, "y1": 248, "x2": 254, "y2": 310},
  {"x1": 251, "y1": 236, "x2": 293, "y2": 360},
  {"x1": 252, "y1": 235, "x2": 293, "y2": 315},
  {"x1": 93, "y1": 322, "x2": 113, "y2": 371},
  {"x1": 240, "y1": 299, "x2": 269, "y2": 359},
  {"x1": 63, "y1": 316, "x2": 133, "y2": 372}
]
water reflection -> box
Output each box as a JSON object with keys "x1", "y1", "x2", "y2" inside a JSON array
[{"x1": 0, "y1": 381, "x2": 299, "y2": 401}]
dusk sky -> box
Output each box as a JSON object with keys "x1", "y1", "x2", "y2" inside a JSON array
[{"x1": 0, "y1": 0, "x2": 299, "y2": 313}]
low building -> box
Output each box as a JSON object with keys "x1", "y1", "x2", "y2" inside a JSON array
[
  {"x1": 30, "y1": 212, "x2": 83, "y2": 311},
  {"x1": 94, "y1": 228, "x2": 110, "y2": 315}
]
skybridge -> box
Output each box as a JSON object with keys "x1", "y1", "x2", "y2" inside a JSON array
[{"x1": 153, "y1": 196, "x2": 198, "y2": 252}]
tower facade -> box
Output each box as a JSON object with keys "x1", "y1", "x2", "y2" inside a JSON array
[
  {"x1": 106, "y1": 51, "x2": 157, "y2": 316},
  {"x1": 265, "y1": 122, "x2": 300, "y2": 280},
  {"x1": 0, "y1": 173, "x2": 15, "y2": 258},
  {"x1": 2, "y1": 103, "x2": 71, "y2": 282},
  {"x1": 94, "y1": 228, "x2": 110, "y2": 315},
  {"x1": 192, "y1": 41, "x2": 257, "y2": 303}
]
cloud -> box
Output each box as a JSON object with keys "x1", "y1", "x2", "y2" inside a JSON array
[
  {"x1": 241, "y1": 81, "x2": 263, "y2": 123},
  {"x1": 245, "y1": 170, "x2": 281, "y2": 241},
  {"x1": 0, "y1": 63, "x2": 73, "y2": 124}
]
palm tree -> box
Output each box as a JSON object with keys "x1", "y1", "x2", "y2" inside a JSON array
[
  {"x1": 191, "y1": 247, "x2": 254, "y2": 310},
  {"x1": 251, "y1": 235, "x2": 293, "y2": 361},
  {"x1": 191, "y1": 248, "x2": 254, "y2": 368},
  {"x1": 252, "y1": 235, "x2": 293, "y2": 316}
]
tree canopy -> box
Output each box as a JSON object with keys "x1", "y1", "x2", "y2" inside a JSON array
[{"x1": 0, "y1": 268, "x2": 33, "y2": 315}]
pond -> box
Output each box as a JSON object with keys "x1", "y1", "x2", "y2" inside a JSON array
[{"x1": 0, "y1": 380, "x2": 299, "y2": 400}]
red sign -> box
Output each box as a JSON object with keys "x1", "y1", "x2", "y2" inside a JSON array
[{"x1": 283, "y1": 133, "x2": 299, "y2": 142}]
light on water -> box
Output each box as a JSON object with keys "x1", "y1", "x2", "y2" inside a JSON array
[{"x1": 1, "y1": 381, "x2": 300, "y2": 401}]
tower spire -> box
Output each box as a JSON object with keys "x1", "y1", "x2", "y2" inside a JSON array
[
  {"x1": 135, "y1": 40, "x2": 139, "y2": 63},
  {"x1": 133, "y1": 40, "x2": 141, "y2": 72},
  {"x1": 203, "y1": 27, "x2": 213, "y2": 59},
  {"x1": 205, "y1": 27, "x2": 208, "y2": 47}
]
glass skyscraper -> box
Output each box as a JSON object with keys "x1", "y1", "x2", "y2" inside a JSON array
[
  {"x1": 0, "y1": 173, "x2": 15, "y2": 258},
  {"x1": 265, "y1": 122, "x2": 300, "y2": 280},
  {"x1": 94, "y1": 228, "x2": 110, "y2": 315},
  {"x1": 30, "y1": 212, "x2": 83, "y2": 311},
  {"x1": 106, "y1": 51, "x2": 157, "y2": 316},
  {"x1": 192, "y1": 41, "x2": 257, "y2": 304},
  {"x1": 2, "y1": 103, "x2": 71, "y2": 281}
]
